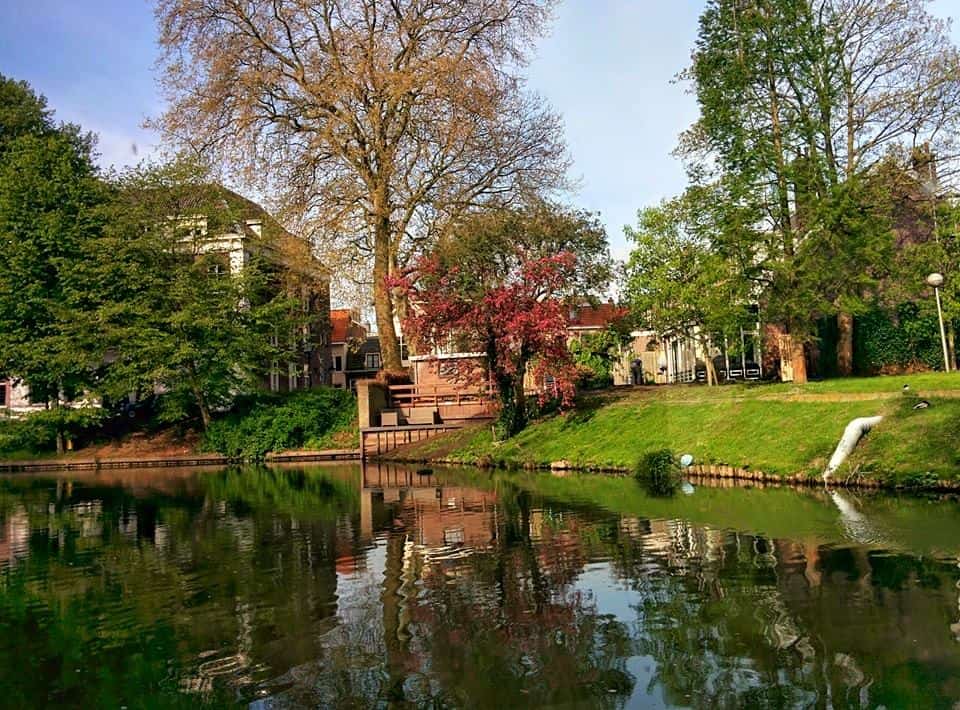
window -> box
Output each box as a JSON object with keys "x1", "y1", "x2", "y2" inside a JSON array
[
  {"x1": 334, "y1": 355, "x2": 342, "y2": 371},
  {"x1": 205, "y1": 252, "x2": 230, "y2": 276},
  {"x1": 288, "y1": 362, "x2": 298, "y2": 390},
  {"x1": 365, "y1": 353, "x2": 381, "y2": 370},
  {"x1": 0, "y1": 382, "x2": 6, "y2": 407},
  {"x1": 443, "y1": 528, "x2": 465, "y2": 545}
]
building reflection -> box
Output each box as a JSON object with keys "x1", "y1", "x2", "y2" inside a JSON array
[
  {"x1": 0, "y1": 507, "x2": 29, "y2": 568},
  {"x1": 360, "y1": 462, "x2": 497, "y2": 550}
]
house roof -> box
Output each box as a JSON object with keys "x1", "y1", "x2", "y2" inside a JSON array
[
  {"x1": 346, "y1": 336, "x2": 381, "y2": 371},
  {"x1": 331, "y1": 309, "x2": 354, "y2": 343},
  {"x1": 152, "y1": 183, "x2": 327, "y2": 278},
  {"x1": 566, "y1": 302, "x2": 627, "y2": 330}
]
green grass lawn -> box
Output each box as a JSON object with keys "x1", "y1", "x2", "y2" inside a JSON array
[
  {"x1": 623, "y1": 371, "x2": 960, "y2": 401},
  {"x1": 848, "y1": 396, "x2": 960, "y2": 482},
  {"x1": 396, "y1": 372, "x2": 960, "y2": 483}
]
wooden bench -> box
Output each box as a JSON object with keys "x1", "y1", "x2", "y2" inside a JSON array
[
  {"x1": 407, "y1": 407, "x2": 441, "y2": 425},
  {"x1": 380, "y1": 409, "x2": 402, "y2": 427}
]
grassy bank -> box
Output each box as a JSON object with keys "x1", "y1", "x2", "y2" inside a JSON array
[{"x1": 390, "y1": 372, "x2": 960, "y2": 484}]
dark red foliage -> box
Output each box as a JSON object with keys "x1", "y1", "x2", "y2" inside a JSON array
[{"x1": 391, "y1": 251, "x2": 579, "y2": 408}]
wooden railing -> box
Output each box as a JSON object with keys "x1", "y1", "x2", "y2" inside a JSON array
[{"x1": 388, "y1": 384, "x2": 495, "y2": 410}]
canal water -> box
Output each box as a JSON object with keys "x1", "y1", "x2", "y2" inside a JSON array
[{"x1": 1, "y1": 464, "x2": 959, "y2": 708}]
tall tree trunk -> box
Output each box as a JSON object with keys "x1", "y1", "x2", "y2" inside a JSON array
[
  {"x1": 778, "y1": 331, "x2": 808, "y2": 384},
  {"x1": 791, "y1": 337, "x2": 808, "y2": 384},
  {"x1": 767, "y1": 71, "x2": 793, "y2": 251},
  {"x1": 701, "y1": 338, "x2": 718, "y2": 386},
  {"x1": 510, "y1": 371, "x2": 527, "y2": 436},
  {"x1": 372, "y1": 204, "x2": 403, "y2": 372},
  {"x1": 837, "y1": 312, "x2": 854, "y2": 376},
  {"x1": 52, "y1": 390, "x2": 65, "y2": 456},
  {"x1": 494, "y1": 356, "x2": 528, "y2": 439},
  {"x1": 191, "y1": 378, "x2": 211, "y2": 430},
  {"x1": 197, "y1": 399, "x2": 211, "y2": 430}
]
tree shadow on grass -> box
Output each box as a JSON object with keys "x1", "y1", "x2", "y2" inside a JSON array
[{"x1": 560, "y1": 395, "x2": 606, "y2": 429}]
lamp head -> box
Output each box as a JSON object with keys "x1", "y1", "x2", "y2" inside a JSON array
[{"x1": 927, "y1": 272, "x2": 945, "y2": 288}]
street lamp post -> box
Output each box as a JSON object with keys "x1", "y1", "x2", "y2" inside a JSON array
[{"x1": 927, "y1": 273, "x2": 951, "y2": 373}]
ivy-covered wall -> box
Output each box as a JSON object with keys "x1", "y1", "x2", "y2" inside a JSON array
[{"x1": 853, "y1": 302, "x2": 951, "y2": 374}]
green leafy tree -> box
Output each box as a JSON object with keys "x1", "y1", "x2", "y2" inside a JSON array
[
  {"x1": 0, "y1": 76, "x2": 108, "y2": 451},
  {"x1": 0, "y1": 74, "x2": 54, "y2": 149},
  {"x1": 569, "y1": 327, "x2": 631, "y2": 390},
  {"x1": 683, "y1": 0, "x2": 956, "y2": 379},
  {"x1": 624, "y1": 191, "x2": 754, "y2": 386},
  {"x1": 429, "y1": 200, "x2": 613, "y2": 307},
  {"x1": 73, "y1": 161, "x2": 314, "y2": 428}
]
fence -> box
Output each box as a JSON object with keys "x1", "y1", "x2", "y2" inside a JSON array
[{"x1": 387, "y1": 383, "x2": 496, "y2": 421}]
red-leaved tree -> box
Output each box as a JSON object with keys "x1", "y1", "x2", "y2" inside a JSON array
[{"x1": 392, "y1": 251, "x2": 580, "y2": 437}]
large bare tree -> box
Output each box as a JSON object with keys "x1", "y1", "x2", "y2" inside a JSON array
[{"x1": 153, "y1": 0, "x2": 569, "y2": 370}]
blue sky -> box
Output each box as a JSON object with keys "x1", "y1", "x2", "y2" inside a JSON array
[{"x1": 3, "y1": 0, "x2": 960, "y2": 258}]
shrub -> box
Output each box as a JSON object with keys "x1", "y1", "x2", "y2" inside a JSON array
[
  {"x1": 202, "y1": 388, "x2": 356, "y2": 460},
  {"x1": 0, "y1": 407, "x2": 106, "y2": 456},
  {"x1": 570, "y1": 329, "x2": 624, "y2": 390},
  {"x1": 635, "y1": 449, "x2": 680, "y2": 496}
]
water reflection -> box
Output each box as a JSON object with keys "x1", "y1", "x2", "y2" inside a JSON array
[{"x1": 0, "y1": 464, "x2": 958, "y2": 707}]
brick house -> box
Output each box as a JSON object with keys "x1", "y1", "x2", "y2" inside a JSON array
[
  {"x1": 328, "y1": 308, "x2": 412, "y2": 391},
  {"x1": 565, "y1": 302, "x2": 627, "y2": 340},
  {"x1": 409, "y1": 302, "x2": 631, "y2": 389},
  {"x1": 329, "y1": 308, "x2": 369, "y2": 389}
]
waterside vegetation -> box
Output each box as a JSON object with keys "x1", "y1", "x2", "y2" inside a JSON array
[{"x1": 0, "y1": 389, "x2": 358, "y2": 463}]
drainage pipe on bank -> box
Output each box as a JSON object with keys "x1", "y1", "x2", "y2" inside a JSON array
[{"x1": 822, "y1": 416, "x2": 884, "y2": 481}]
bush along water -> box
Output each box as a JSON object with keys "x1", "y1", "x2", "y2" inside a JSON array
[
  {"x1": 0, "y1": 407, "x2": 106, "y2": 458},
  {"x1": 202, "y1": 388, "x2": 356, "y2": 461},
  {"x1": 635, "y1": 449, "x2": 681, "y2": 497}
]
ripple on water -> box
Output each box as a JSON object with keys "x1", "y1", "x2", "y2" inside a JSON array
[{"x1": 3, "y1": 467, "x2": 960, "y2": 709}]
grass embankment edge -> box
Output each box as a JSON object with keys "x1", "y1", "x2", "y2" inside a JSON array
[{"x1": 383, "y1": 372, "x2": 960, "y2": 490}]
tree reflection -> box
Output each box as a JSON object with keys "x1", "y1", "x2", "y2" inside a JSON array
[
  {"x1": 0, "y1": 467, "x2": 362, "y2": 706},
  {"x1": 0, "y1": 467, "x2": 958, "y2": 708},
  {"x1": 392, "y1": 494, "x2": 637, "y2": 707}
]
